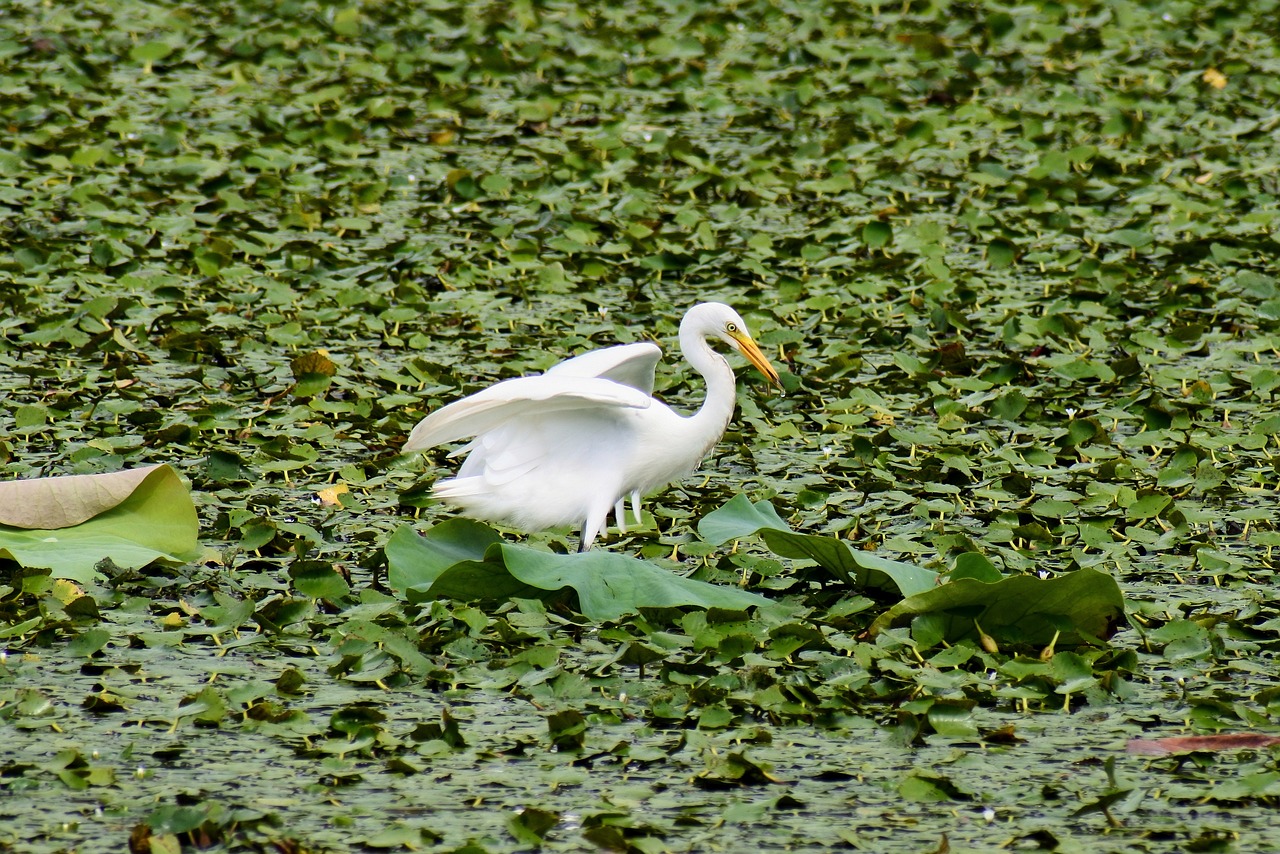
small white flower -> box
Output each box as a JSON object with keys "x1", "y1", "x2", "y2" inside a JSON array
[{"x1": 982, "y1": 807, "x2": 996, "y2": 823}]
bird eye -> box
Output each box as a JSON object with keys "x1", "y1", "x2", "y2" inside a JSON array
[{"x1": 725, "y1": 322, "x2": 738, "y2": 333}]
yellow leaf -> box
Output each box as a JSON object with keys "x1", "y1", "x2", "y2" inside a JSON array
[
  {"x1": 1203, "y1": 68, "x2": 1227, "y2": 89},
  {"x1": 317, "y1": 484, "x2": 349, "y2": 506},
  {"x1": 52, "y1": 579, "x2": 84, "y2": 605}
]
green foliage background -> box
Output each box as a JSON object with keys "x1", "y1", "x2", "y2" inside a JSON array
[{"x1": 2, "y1": 0, "x2": 1280, "y2": 850}]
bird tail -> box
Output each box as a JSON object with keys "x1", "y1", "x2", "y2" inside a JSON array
[{"x1": 432, "y1": 477, "x2": 487, "y2": 500}]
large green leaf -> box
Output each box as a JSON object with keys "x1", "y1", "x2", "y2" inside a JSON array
[
  {"x1": 385, "y1": 522, "x2": 769, "y2": 621},
  {"x1": 426, "y1": 549, "x2": 547, "y2": 605},
  {"x1": 870, "y1": 567, "x2": 1126, "y2": 648},
  {"x1": 698, "y1": 495, "x2": 938, "y2": 597},
  {"x1": 0, "y1": 465, "x2": 200, "y2": 582},
  {"x1": 496, "y1": 545, "x2": 767, "y2": 622},
  {"x1": 385, "y1": 518, "x2": 501, "y2": 593}
]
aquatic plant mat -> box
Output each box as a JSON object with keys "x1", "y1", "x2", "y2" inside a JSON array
[{"x1": 3, "y1": 0, "x2": 1280, "y2": 850}]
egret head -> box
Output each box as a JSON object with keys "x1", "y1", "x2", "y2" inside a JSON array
[{"x1": 684, "y1": 302, "x2": 782, "y2": 387}]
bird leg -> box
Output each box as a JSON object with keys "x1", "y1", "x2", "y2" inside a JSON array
[
  {"x1": 614, "y1": 498, "x2": 628, "y2": 534},
  {"x1": 579, "y1": 502, "x2": 611, "y2": 552},
  {"x1": 630, "y1": 490, "x2": 642, "y2": 527}
]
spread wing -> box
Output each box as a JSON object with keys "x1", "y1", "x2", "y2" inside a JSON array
[
  {"x1": 404, "y1": 374, "x2": 652, "y2": 451},
  {"x1": 545, "y1": 342, "x2": 662, "y2": 394}
]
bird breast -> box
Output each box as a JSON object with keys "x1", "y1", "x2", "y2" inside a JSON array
[{"x1": 619, "y1": 401, "x2": 731, "y2": 497}]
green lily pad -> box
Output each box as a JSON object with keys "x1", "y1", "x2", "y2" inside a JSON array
[
  {"x1": 386, "y1": 522, "x2": 769, "y2": 621},
  {"x1": 385, "y1": 518, "x2": 501, "y2": 591},
  {"x1": 698, "y1": 495, "x2": 938, "y2": 597},
  {"x1": 0, "y1": 465, "x2": 201, "y2": 582},
  {"x1": 870, "y1": 567, "x2": 1126, "y2": 648}
]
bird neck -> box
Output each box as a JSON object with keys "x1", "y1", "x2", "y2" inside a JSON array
[{"x1": 680, "y1": 323, "x2": 738, "y2": 436}]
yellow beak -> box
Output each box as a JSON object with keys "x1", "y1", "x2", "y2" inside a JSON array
[{"x1": 730, "y1": 332, "x2": 782, "y2": 388}]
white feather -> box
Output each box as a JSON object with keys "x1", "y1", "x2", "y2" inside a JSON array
[{"x1": 405, "y1": 303, "x2": 779, "y2": 549}]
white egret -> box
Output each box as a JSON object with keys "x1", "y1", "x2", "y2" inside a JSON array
[{"x1": 404, "y1": 302, "x2": 781, "y2": 550}]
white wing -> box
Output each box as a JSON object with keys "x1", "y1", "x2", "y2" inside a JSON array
[
  {"x1": 546, "y1": 342, "x2": 662, "y2": 394},
  {"x1": 434, "y1": 406, "x2": 634, "y2": 541},
  {"x1": 404, "y1": 374, "x2": 652, "y2": 451}
]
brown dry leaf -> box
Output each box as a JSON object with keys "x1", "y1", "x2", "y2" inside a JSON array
[
  {"x1": 0, "y1": 465, "x2": 164, "y2": 529},
  {"x1": 1127, "y1": 733, "x2": 1280, "y2": 755},
  {"x1": 291, "y1": 349, "x2": 336, "y2": 378},
  {"x1": 316, "y1": 484, "x2": 349, "y2": 506},
  {"x1": 1203, "y1": 68, "x2": 1227, "y2": 89}
]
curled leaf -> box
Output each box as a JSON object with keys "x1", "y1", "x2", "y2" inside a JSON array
[
  {"x1": 0, "y1": 465, "x2": 200, "y2": 581},
  {"x1": 0, "y1": 465, "x2": 166, "y2": 529}
]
